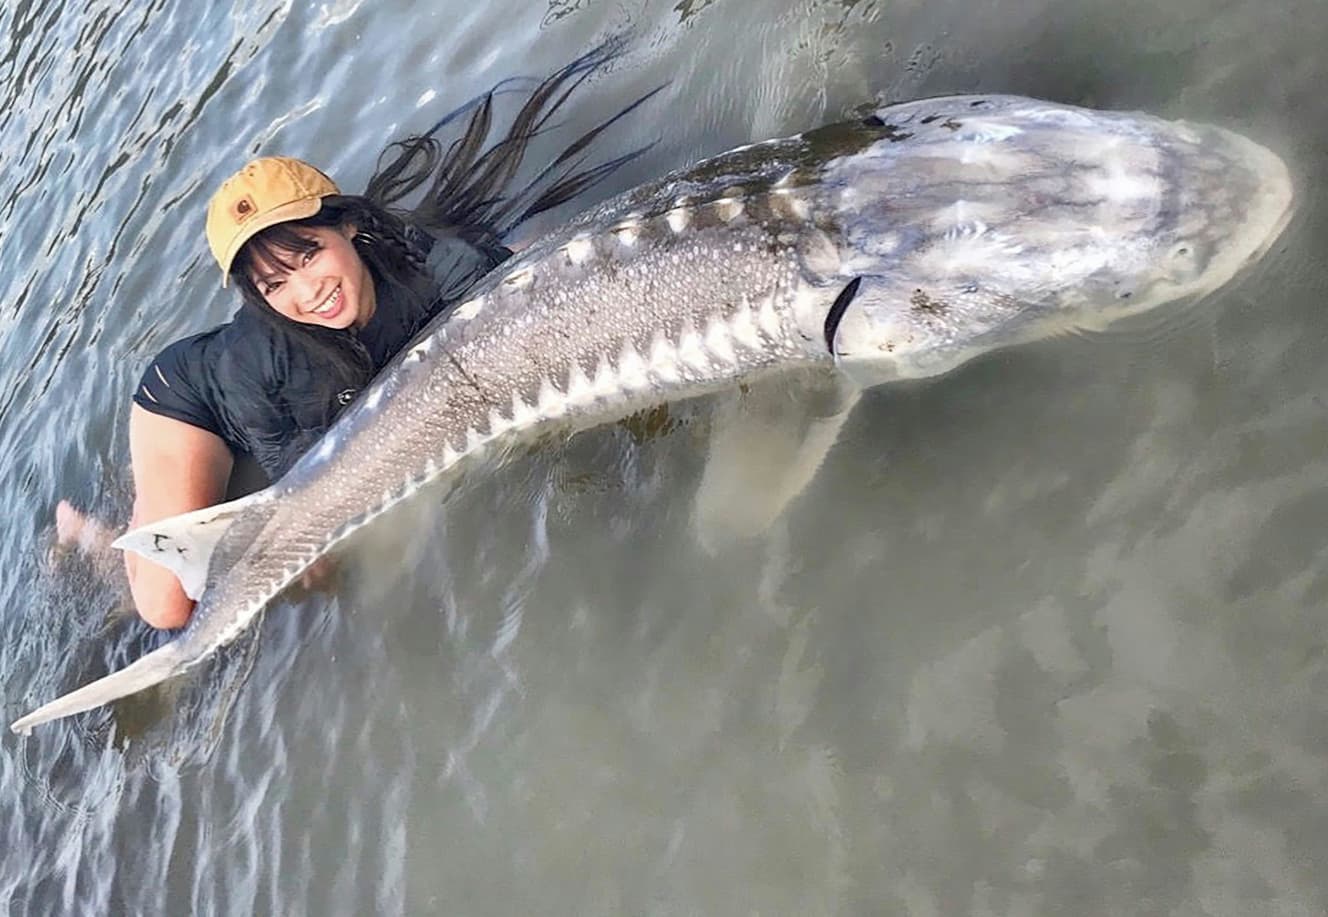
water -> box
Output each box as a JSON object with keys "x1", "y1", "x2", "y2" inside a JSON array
[{"x1": 1, "y1": 0, "x2": 1325, "y2": 913}]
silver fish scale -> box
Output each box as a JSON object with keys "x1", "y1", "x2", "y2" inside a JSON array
[{"x1": 193, "y1": 195, "x2": 829, "y2": 637}]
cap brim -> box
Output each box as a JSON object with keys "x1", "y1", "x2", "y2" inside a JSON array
[{"x1": 218, "y1": 196, "x2": 326, "y2": 288}]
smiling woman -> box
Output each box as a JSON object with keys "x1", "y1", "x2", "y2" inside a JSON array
[{"x1": 93, "y1": 41, "x2": 657, "y2": 631}]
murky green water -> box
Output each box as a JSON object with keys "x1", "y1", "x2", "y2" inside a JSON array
[{"x1": 2, "y1": 0, "x2": 1325, "y2": 913}]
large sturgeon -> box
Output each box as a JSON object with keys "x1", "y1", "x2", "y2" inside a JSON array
[{"x1": 11, "y1": 94, "x2": 1293, "y2": 734}]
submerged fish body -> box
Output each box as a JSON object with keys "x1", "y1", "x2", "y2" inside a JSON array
[{"x1": 11, "y1": 95, "x2": 1293, "y2": 734}]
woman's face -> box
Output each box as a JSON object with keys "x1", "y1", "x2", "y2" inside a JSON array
[{"x1": 249, "y1": 224, "x2": 377, "y2": 329}]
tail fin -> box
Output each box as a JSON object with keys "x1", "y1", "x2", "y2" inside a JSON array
[{"x1": 10, "y1": 641, "x2": 189, "y2": 735}]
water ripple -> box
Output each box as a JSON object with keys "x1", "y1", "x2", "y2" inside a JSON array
[{"x1": 2, "y1": 0, "x2": 1328, "y2": 913}]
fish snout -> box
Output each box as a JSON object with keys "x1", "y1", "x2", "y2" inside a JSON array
[{"x1": 1150, "y1": 122, "x2": 1294, "y2": 307}]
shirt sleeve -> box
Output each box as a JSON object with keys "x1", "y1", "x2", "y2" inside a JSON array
[
  {"x1": 131, "y1": 333, "x2": 225, "y2": 437},
  {"x1": 425, "y1": 233, "x2": 513, "y2": 314}
]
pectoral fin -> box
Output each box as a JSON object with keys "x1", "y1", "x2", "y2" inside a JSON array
[
  {"x1": 694, "y1": 372, "x2": 861, "y2": 552},
  {"x1": 112, "y1": 492, "x2": 270, "y2": 600}
]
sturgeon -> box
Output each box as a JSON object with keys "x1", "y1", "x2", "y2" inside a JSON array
[{"x1": 11, "y1": 94, "x2": 1293, "y2": 734}]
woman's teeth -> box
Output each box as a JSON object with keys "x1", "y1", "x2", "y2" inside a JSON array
[{"x1": 313, "y1": 287, "x2": 342, "y2": 315}]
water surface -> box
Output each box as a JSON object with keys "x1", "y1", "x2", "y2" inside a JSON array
[{"x1": 1, "y1": 0, "x2": 1325, "y2": 913}]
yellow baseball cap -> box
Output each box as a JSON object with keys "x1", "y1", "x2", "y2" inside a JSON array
[{"x1": 205, "y1": 156, "x2": 340, "y2": 286}]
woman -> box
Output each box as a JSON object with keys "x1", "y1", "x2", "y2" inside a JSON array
[{"x1": 75, "y1": 44, "x2": 654, "y2": 631}]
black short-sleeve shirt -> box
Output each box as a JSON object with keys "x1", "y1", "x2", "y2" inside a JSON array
[{"x1": 132, "y1": 232, "x2": 507, "y2": 484}]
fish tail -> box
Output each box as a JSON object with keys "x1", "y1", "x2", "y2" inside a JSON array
[{"x1": 9, "y1": 641, "x2": 190, "y2": 735}]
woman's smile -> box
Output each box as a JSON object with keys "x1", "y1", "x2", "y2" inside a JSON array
[{"x1": 308, "y1": 284, "x2": 343, "y2": 319}]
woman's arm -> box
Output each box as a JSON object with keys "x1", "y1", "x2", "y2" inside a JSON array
[{"x1": 126, "y1": 404, "x2": 234, "y2": 629}]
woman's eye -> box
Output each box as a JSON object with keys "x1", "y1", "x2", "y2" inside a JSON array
[
  {"x1": 261, "y1": 280, "x2": 283, "y2": 295},
  {"x1": 302, "y1": 248, "x2": 319, "y2": 266}
]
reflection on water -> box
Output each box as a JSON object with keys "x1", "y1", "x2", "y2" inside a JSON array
[{"x1": 2, "y1": 0, "x2": 1327, "y2": 914}]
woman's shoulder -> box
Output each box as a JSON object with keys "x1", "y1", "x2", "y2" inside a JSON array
[
  {"x1": 146, "y1": 311, "x2": 282, "y2": 381},
  {"x1": 133, "y1": 323, "x2": 235, "y2": 437},
  {"x1": 134, "y1": 311, "x2": 293, "y2": 422},
  {"x1": 138, "y1": 323, "x2": 229, "y2": 398},
  {"x1": 417, "y1": 228, "x2": 512, "y2": 307}
]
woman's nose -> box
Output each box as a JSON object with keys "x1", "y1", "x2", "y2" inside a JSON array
[{"x1": 290, "y1": 270, "x2": 321, "y2": 305}]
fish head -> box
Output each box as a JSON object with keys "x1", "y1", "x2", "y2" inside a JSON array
[{"x1": 800, "y1": 95, "x2": 1295, "y2": 385}]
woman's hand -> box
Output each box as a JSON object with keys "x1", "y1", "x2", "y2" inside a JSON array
[{"x1": 297, "y1": 555, "x2": 340, "y2": 593}]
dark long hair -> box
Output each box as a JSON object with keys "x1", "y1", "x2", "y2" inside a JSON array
[{"x1": 229, "y1": 39, "x2": 659, "y2": 409}]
